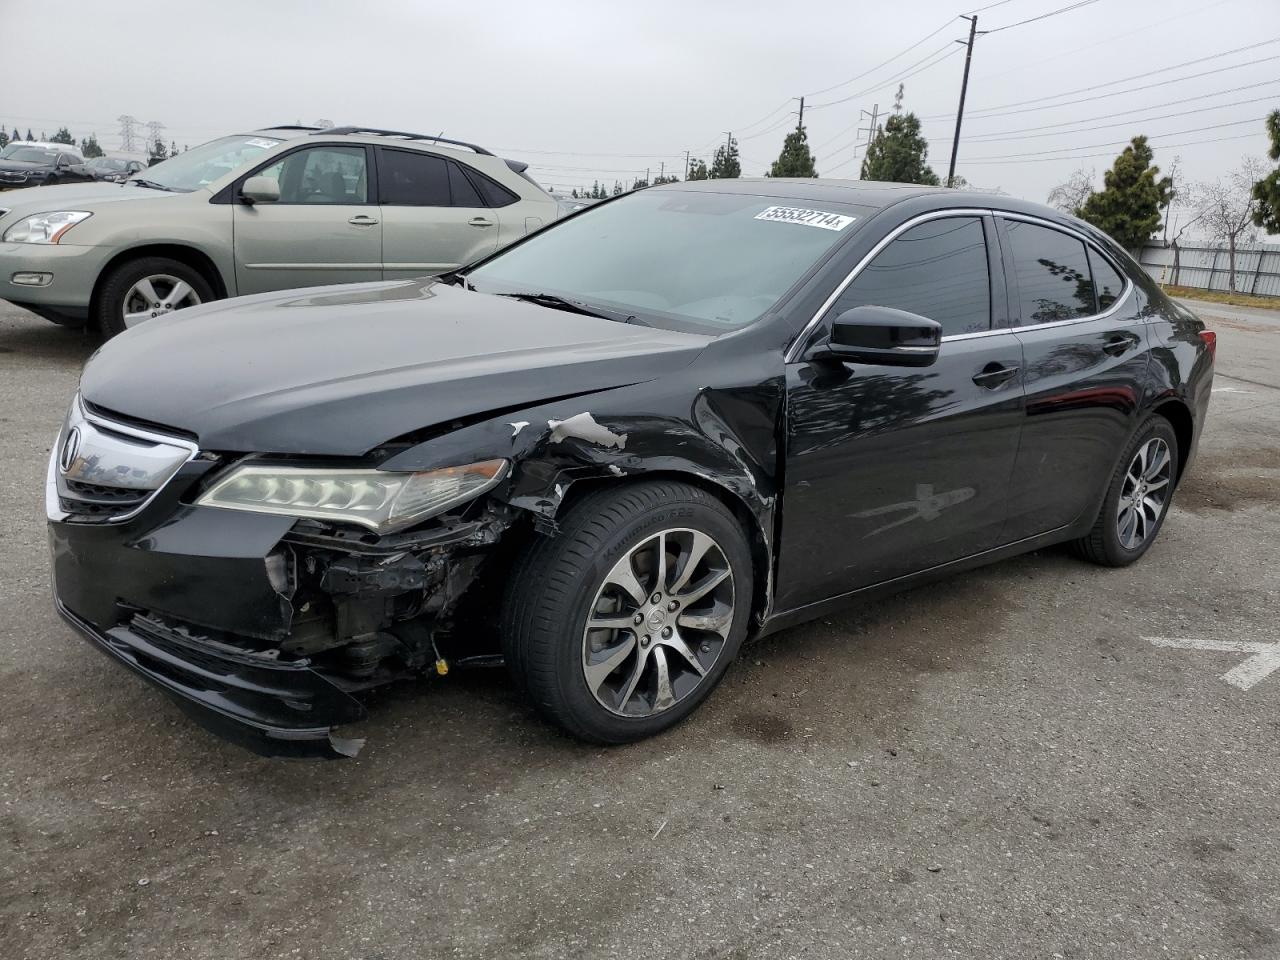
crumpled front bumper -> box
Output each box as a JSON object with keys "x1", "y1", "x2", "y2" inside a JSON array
[{"x1": 56, "y1": 600, "x2": 367, "y2": 759}]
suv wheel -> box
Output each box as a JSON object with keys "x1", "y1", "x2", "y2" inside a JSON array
[
  {"x1": 1073, "y1": 415, "x2": 1179, "y2": 567},
  {"x1": 96, "y1": 256, "x2": 214, "y2": 338},
  {"x1": 501, "y1": 480, "x2": 752, "y2": 744}
]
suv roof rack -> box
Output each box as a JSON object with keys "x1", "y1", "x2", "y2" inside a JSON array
[
  {"x1": 261, "y1": 125, "x2": 325, "y2": 132},
  {"x1": 319, "y1": 126, "x2": 494, "y2": 156}
]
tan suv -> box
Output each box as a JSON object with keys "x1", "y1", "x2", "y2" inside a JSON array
[{"x1": 0, "y1": 126, "x2": 560, "y2": 336}]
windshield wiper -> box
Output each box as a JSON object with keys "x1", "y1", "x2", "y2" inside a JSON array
[
  {"x1": 495, "y1": 291, "x2": 641, "y2": 325},
  {"x1": 127, "y1": 178, "x2": 174, "y2": 191}
]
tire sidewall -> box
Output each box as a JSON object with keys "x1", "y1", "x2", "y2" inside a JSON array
[
  {"x1": 552, "y1": 494, "x2": 753, "y2": 743},
  {"x1": 1098, "y1": 417, "x2": 1180, "y2": 564},
  {"x1": 98, "y1": 257, "x2": 214, "y2": 338}
]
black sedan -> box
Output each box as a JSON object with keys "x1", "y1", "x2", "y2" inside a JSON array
[
  {"x1": 66, "y1": 156, "x2": 146, "y2": 183},
  {"x1": 47, "y1": 179, "x2": 1215, "y2": 756},
  {"x1": 0, "y1": 142, "x2": 85, "y2": 190}
]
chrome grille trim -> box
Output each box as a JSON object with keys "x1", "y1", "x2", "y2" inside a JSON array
[{"x1": 46, "y1": 396, "x2": 199, "y2": 523}]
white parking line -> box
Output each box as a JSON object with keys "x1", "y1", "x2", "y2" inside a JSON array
[{"x1": 1146, "y1": 637, "x2": 1280, "y2": 690}]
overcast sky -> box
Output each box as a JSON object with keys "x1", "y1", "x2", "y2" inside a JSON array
[{"x1": 4, "y1": 0, "x2": 1278, "y2": 215}]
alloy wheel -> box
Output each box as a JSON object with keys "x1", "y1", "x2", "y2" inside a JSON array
[
  {"x1": 1116, "y1": 437, "x2": 1173, "y2": 550},
  {"x1": 581, "y1": 528, "x2": 736, "y2": 718},
  {"x1": 122, "y1": 274, "x2": 202, "y2": 328}
]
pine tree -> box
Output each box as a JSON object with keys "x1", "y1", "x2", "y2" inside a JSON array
[
  {"x1": 0, "y1": 129, "x2": 7, "y2": 150},
  {"x1": 80, "y1": 134, "x2": 104, "y2": 158},
  {"x1": 859, "y1": 85, "x2": 938, "y2": 185},
  {"x1": 632, "y1": 176, "x2": 650, "y2": 190},
  {"x1": 612, "y1": 181, "x2": 624, "y2": 196},
  {"x1": 1251, "y1": 110, "x2": 1280, "y2": 234},
  {"x1": 710, "y1": 136, "x2": 741, "y2": 179},
  {"x1": 1077, "y1": 136, "x2": 1172, "y2": 251},
  {"x1": 769, "y1": 125, "x2": 817, "y2": 178},
  {"x1": 687, "y1": 159, "x2": 709, "y2": 181},
  {"x1": 11, "y1": 128, "x2": 20, "y2": 144},
  {"x1": 50, "y1": 126, "x2": 75, "y2": 145},
  {"x1": 149, "y1": 138, "x2": 169, "y2": 164},
  {"x1": 170, "y1": 140, "x2": 179, "y2": 157},
  {"x1": 25, "y1": 129, "x2": 34, "y2": 141}
]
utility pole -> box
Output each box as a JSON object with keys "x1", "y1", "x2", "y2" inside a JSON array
[
  {"x1": 797, "y1": 96, "x2": 805, "y2": 132},
  {"x1": 659, "y1": 161, "x2": 665, "y2": 181},
  {"x1": 947, "y1": 14, "x2": 982, "y2": 188},
  {"x1": 684, "y1": 150, "x2": 690, "y2": 180}
]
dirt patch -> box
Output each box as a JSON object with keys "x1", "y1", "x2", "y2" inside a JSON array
[
  {"x1": 732, "y1": 711, "x2": 793, "y2": 744},
  {"x1": 1178, "y1": 448, "x2": 1280, "y2": 514}
]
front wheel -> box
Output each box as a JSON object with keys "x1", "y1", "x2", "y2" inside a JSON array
[
  {"x1": 1073, "y1": 415, "x2": 1179, "y2": 566},
  {"x1": 501, "y1": 480, "x2": 753, "y2": 744},
  {"x1": 95, "y1": 256, "x2": 214, "y2": 338}
]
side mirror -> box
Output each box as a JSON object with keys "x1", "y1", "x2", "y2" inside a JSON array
[
  {"x1": 239, "y1": 176, "x2": 280, "y2": 205},
  {"x1": 811, "y1": 305, "x2": 942, "y2": 367}
]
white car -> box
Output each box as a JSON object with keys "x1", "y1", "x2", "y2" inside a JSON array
[{"x1": 0, "y1": 125, "x2": 561, "y2": 336}]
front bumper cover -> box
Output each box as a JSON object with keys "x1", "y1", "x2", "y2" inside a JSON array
[{"x1": 57, "y1": 601, "x2": 367, "y2": 758}]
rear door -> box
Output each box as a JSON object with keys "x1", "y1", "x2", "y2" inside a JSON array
[
  {"x1": 996, "y1": 214, "x2": 1149, "y2": 541},
  {"x1": 231, "y1": 143, "x2": 382, "y2": 295},
  {"x1": 776, "y1": 212, "x2": 1026, "y2": 611},
  {"x1": 376, "y1": 147, "x2": 502, "y2": 279}
]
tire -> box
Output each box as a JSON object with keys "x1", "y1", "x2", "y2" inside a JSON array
[
  {"x1": 1072, "y1": 415, "x2": 1180, "y2": 567},
  {"x1": 501, "y1": 480, "x2": 753, "y2": 744},
  {"x1": 95, "y1": 256, "x2": 215, "y2": 338}
]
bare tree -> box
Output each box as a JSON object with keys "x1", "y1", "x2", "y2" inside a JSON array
[
  {"x1": 1167, "y1": 211, "x2": 1202, "y2": 287},
  {"x1": 1190, "y1": 157, "x2": 1265, "y2": 292},
  {"x1": 1046, "y1": 167, "x2": 1095, "y2": 214}
]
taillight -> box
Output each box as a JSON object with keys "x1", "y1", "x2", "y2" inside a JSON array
[{"x1": 1199, "y1": 330, "x2": 1217, "y2": 360}]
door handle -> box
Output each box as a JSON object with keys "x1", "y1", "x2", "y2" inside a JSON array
[
  {"x1": 468, "y1": 217, "x2": 494, "y2": 227},
  {"x1": 1102, "y1": 333, "x2": 1140, "y2": 357},
  {"x1": 348, "y1": 215, "x2": 379, "y2": 226},
  {"x1": 972, "y1": 363, "x2": 1019, "y2": 389}
]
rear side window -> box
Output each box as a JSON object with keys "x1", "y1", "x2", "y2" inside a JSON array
[
  {"x1": 1089, "y1": 247, "x2": 1126, "y2": 309},
  {"x1": 379, "y1": 149, "x2": 451, "y2": 206},
  {"x1": 831, "y1": 216, "x2": 991, "y2": 337},
  {"x1": 1004, "y1": 219, "x2": 1096, "y2": 323},
  {"x1": 465, "y1": 168, "x2": 519, "y2": 208},
  {"x1": 447, "y1": 161, "x2": 484, "y2": 207}
]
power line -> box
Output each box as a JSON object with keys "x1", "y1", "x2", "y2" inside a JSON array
[
  {"x1": 938, "y1": 37, "x2": 1280, "y2": 119},
  {"x1": 803, "y1": 18, "x2": 955, "y2": 98},
  {"x1": 984, "y1": 0, "x2": 1104, "y2": 33},
  {"x1": 952, "y1": 79, "x2": 1279, "y2": 140},
  {"x1": 962, "y1": 116, "x2": 1265, "y2": 161},
  {"x1": 809, "y1": 40, "x2": 963, "y2": 111},
  {"x1": 961, "y1": 129, "x2": 1260, "y2": 165}
]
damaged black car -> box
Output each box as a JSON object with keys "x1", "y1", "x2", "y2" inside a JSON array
[{"x1": 47, "y1": 179, "x2": 1215, "y2": 756}]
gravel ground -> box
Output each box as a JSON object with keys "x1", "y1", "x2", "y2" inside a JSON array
[{"x1": 1, "y1": 298, "x2": 1277, "y2": 960}]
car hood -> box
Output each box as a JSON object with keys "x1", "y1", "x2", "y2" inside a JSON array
[
  {"x1": 79, "y1": 279, "x2": 712, "y2": 456},
  {"x1": 0, "y1": 180, "x2": 188, "y2": 211},
  {"x1": 0, "y1": 159, "x2": 52, "y2": 172}
]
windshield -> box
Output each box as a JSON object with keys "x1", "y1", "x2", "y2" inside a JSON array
[
  {"x1": 0, "y1": 145, "x2": 58, "y2": 163},
  {"x1": 466, "y1": 189, "x2": 871, "y2": 334},
  {"x1": 89, "y1": 157, "x2": 127, "y2": 171},
  {"x1": 130, "y1": 134, "x2": 284, "y2": 192}
]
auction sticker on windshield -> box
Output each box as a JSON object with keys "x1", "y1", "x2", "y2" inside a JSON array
[{"x1": 754, "y1": 206, "x2": 855, "y2": 231}]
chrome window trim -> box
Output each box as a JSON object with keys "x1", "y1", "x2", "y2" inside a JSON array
[
  {"x1": 46, "y1": 395, "x2": 200, "y2": 524},
  {"x1": 785, "y1": 206, "x2": 1134, "y2": 361}
]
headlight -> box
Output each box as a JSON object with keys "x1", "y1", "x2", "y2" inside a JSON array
[
  {"x1": 195, "y1": 460, "x2": 509, "y2": 533},
  {"x1": 2, "y1": 211, "x2": 92, "y2": 244}
]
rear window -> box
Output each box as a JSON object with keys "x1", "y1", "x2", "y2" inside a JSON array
[
  {"x1": 1004, "y1": 219, "x2": 1096, "y2": 323},
  {"x1": 1089, "y1": 247, "x2": 1127, "y2": 310}
]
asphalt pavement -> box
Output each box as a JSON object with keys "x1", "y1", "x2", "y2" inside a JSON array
[{"x1": 1, "y1": 297, "x2": 1277, "y2": 960}]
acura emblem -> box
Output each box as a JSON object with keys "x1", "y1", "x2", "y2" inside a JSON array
[{"x1": 59, "y1": 427, "x2": 81, "y2": 474}]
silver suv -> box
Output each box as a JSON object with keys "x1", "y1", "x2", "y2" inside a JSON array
[{"x1": 0, "y1": 126, "x2": 560, "y2": 336}]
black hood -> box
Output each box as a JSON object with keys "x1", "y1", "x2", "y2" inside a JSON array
[
  {"x1": 0, "y1": 159, "x2": 52, "y2": 172},
  {"x1": 79, "y1": 279, "x2": 711, "y2": 456}
]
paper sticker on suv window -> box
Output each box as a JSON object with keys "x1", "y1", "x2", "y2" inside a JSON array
[
  {"x1": 754, "y1": 206, "x2": 855, "y2": 231},
  {"x1": 246, "y1": 138, "x2": 281, "y2": 149}
]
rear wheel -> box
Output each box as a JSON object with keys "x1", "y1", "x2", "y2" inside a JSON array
[
  {"x1": 501, "y1": 480, "x2": 752, "y2": 744},
  {"x1": 1073, "y1": 415, "x2": 1179, "y2": 566},
  {"x1": 96, "y1": 256, "x2": 214, "y2": 338}
]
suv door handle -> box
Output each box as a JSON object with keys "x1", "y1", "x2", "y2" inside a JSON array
[
  {"x1": 972, "y1": 363, "x2": 1019, "y2": 389},
  {"x1": 348, "y1": 215, "x2": 379, "y2": 226},
  {"x1": 468, "y1": 217, "x2": 494, "y2": 227},
  {"x1": 1102, "y1": 333, "x2": 1140, "y2": 356}
]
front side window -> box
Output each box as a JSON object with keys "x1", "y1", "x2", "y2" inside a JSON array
[
  {"x1": 467, "y1": 189, "x2": 873, "y2": 334},
  {"x1": 1004, "y1": 220, "x2": 1096, "y2": 323},
  {"x1": 253, "y1": 146, "x2": 368, "y2": 204},
  {"x1": 379, "y1": 149, "x2": 451, "y2": 206},
  {"x1": 829, "y1": 216, "x2": 991, "y2": 337}
]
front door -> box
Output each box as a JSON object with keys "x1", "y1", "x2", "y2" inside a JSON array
[
  {"x1": 775, "y1": 214, "x2": 1025, "y2": 612},
  {"x1": 375, "y1": 147, "x2": 502, "y2": 280},
  {"x1": 995, "y1": 215, "x2": 1151, "y2": 540},
  {"x1": 232, "y1": 144, "x2": 382, "y2": 295}
]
